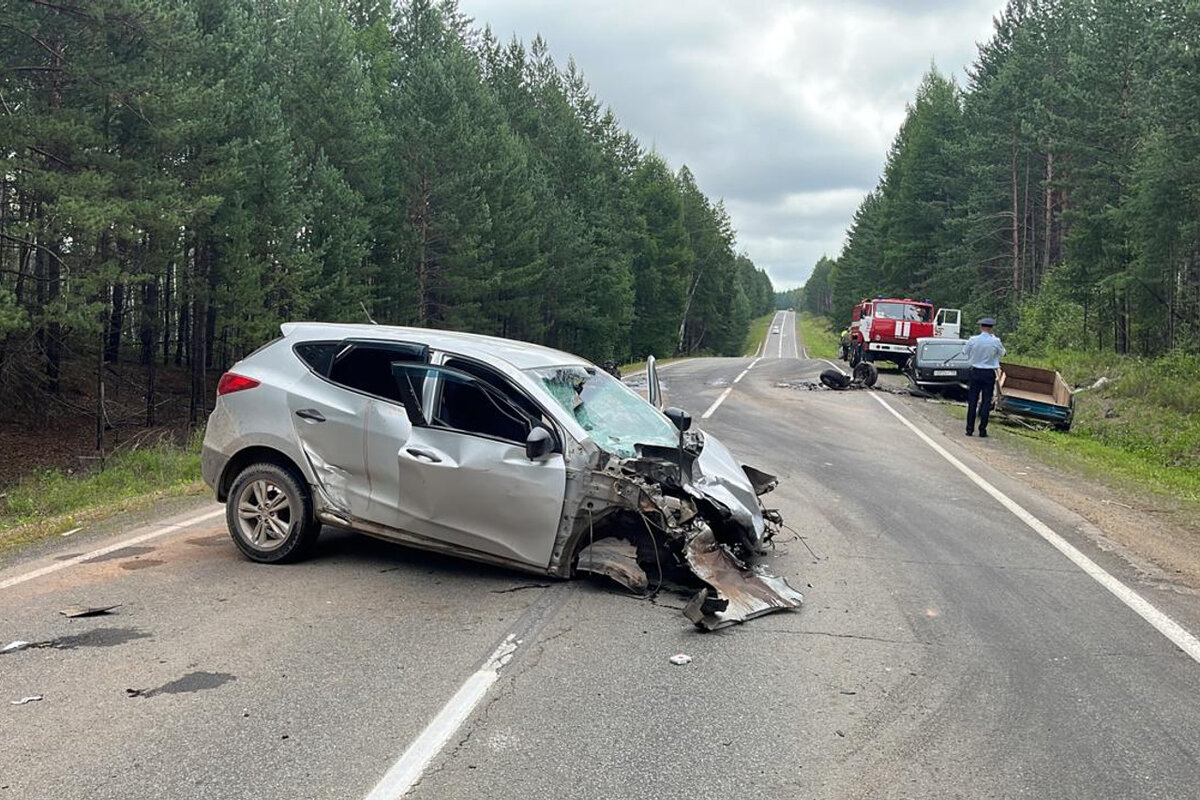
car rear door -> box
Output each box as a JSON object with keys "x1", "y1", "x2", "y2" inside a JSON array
[
  {"x1": 287, "y1": 339, "x2": 428, "y2": 521},
  {"x1": 373, "y1": 361, "x2": 567, "y2": 568}
]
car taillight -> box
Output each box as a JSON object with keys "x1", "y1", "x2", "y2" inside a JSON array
[{"x1": 217, "y1": 373, "x2": 260, "y2": 396}]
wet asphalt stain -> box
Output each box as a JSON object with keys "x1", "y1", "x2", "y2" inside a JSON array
[
  {"x1": 84, "y1": 546, "x2": 155, "y2": 564},
  {"x1": 120, "y1": 559, "x2": 165, "y2": 571},
  {"x1": 134, "y1": 671, "x2": 236, "y2": 698},
  {"x1": 186, "y1": 535, "x2": 228, "y2": 547}
]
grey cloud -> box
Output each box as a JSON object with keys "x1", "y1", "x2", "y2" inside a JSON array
[{"x1": 464, "y1": 0, "x2": 1005, "y2": 289}]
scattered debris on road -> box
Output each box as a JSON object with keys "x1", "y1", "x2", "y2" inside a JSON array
[
  {"x1": 668, "y1": 653, "x2": 692, "y2": 665},
  {"x1": 58, "y1": 603, "x2": 121, "y2": 618},
  {"x1": 2, "y1": 641, "x2": 32, "y2": 654},
  {"x1": 10, "y1": 695, "x2": 43, "y2": 705},
  {"x1": 489, "y1": 583, "x2": 553, "y2": 594}
]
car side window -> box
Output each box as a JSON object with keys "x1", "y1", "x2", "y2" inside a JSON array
[
  {"x1": 294, "y1": 341, "x2": 339, "y2": 376},
  {"x1": 435, "y1": 359, "x2": 537, "y2": 443},
  {"x1": 327, "y1": 344, "x2": 424, "y2": 404}
]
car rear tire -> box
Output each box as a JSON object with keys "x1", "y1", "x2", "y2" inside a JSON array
[{"x1": 225, "y1": 462, "x2": 319, "y2": 563}]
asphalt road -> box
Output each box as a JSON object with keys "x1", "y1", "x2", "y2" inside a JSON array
[{"x1": 3, "y1": 313, "x2": 1200, "y2": 799}]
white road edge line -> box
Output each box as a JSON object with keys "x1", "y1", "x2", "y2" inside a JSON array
[
  {"x1": 701, "y1": 387, "x2": 734, "y2": 420},
  {"x1": 822, "y1": 359, "x2": 846, "y2": 376},
  {"x1": 869, "y1": 392, "x2": 1200, "y2": 665},
  {"x1": 0, "y1": 507, "x2": 225, "y2": 591},
  {"x1": 365, "y1": 634, "x2": 521, "y2": 800}
]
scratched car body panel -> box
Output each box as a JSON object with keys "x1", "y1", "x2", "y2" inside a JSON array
[{"x1": 202, "y1": 323, "x2": 802, "y2": 629}]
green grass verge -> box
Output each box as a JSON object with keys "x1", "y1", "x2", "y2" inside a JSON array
[
  {"x1": 0, "y1": 435, "x2": 205, "y2": 547},
  {"x1": 997, "y1": 348, "x2": 1200, "y2": 507},
  {"x1": 799, "y1": 312, "x2": 841, "y2": 360},
  {"x1": 744, "y1": 312, "x2": 775, "y2": 357},
  {"x1": 617, "y1": 356, "x2": 690, "y2": 375}
]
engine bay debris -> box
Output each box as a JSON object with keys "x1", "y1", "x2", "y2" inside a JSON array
[{"x1": 570, "y1": 433, "x2": 804, "y2": 629}]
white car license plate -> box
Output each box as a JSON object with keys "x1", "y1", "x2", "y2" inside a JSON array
[{"x1": 933, "y1": 369, "x2": 957, "y2": 377}]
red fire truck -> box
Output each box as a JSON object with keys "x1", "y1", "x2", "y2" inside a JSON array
[{"x1": 847, "y1": 297, "x2": 961, "y2": 367}]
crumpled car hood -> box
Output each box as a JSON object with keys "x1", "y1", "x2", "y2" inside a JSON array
[{"x1": 692, "y1": 431, "x2": 767, "y2": 547}]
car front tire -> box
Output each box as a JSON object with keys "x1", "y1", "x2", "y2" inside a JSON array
[{"x1": 225, "y1": 462, "x2": 320, "y2": 563}]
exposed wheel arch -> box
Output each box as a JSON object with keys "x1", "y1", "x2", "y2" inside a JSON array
[{"x1": 217, "y1": 445, "x2": 307, "y2": 502}]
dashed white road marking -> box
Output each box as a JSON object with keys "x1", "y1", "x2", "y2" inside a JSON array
[
  {"x1": 364, "y1": 634, "x2": 522, "y2": 799},
  {"x1": 733, "y1": 369, "x2": 749, "y2": 384},
  {"x1": 701, "y1": 387, "x2": 734, "y2": 420},
  {"x1": 0, "y1": 507, "x2": 225, "y2": 591},
  {"x1": 870, "y1": 392, "x2": 1200, "y2": 666}
]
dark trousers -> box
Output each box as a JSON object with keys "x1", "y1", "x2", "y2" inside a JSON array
[{"x1": 966, "y1": 367, "x2": 996, "y2": 433}]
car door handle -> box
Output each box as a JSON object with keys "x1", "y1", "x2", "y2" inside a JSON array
[
  {"x1": 295, "y1": 408, "x2": 326, "y2": 423},
  {"x1": 405, "y1": 447, "x2": 442, "y2": 463}
]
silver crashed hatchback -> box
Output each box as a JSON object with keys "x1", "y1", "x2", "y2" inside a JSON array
[{"x1": 202, "y1": 323, "x2": 803, "y2": 629}]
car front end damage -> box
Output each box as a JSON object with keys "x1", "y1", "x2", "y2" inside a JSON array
[{"x1": 557, "y1": 431, "x2": 803, "y2": 630}]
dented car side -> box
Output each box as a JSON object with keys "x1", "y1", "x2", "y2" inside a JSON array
[{"x1": 202, "y1": 324, "x2": 803, "y2": 629}]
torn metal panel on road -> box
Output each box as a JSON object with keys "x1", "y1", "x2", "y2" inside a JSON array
[{"x1": 682, "y1": 528, "x2": 805, "y2": 631}]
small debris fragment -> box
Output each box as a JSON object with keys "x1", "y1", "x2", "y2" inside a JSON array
[
  {"x1": 489, "y1": 583, "x2": 552, "y2": 594},
  {"x1": 59, "y1": 604, "x2": 121, "y2": 618},
  {"x1": 124, "y1": 688, "x2": 145, "y2": 698},
  {"x1": 10, "y1": 696, "x2": 42, "y2": 705},
  {"x1": 668, "y1": 653, "x2": 693, "y2": 666},
  {"x1": 839, "y1": 690, "x2": 857, "y2": 695},
  {"x1": 60, "y1": 527, "x2": 82, "y2": 538},
  {"x1": 835, "y1": 729, "x2": 846, "y2": 738},
  {"x1": 2, "y1": 641, "x2": 32, "y2": 654}
]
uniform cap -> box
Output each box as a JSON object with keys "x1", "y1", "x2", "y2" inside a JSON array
[{"x1": 977, "y1": 316, "x2": 997, "y2": 327}]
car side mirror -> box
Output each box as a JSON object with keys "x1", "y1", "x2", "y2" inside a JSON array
[
  {"x1": 525, "y1": 426, "x2": 555, "y2": 461},
  {"x1": 664, "y1": 407, "x2": 691, "y2": 432}
]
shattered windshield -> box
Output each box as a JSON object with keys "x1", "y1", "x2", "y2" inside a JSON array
[
  {"x1": 528, "y1": 365, "x2": 679, "y2": 457},
  {"x1": 921, "y1": 342, "x2": 969, "y2": 362}
]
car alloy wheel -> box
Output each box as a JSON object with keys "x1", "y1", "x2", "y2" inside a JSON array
[{"x1": 235, "y1": 477, "x2": 294, "y2": 551}]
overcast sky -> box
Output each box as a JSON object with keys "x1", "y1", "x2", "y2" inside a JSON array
[{"x1": 461, "y1": 0, "x2": 1006, "y2": 290}]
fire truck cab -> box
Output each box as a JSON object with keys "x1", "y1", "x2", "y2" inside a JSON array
[{"x1": 848, "y1": 297, "x2": 961, "y2": 367}]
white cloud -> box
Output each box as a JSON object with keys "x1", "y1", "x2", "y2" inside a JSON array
[{"x1": 464, "y1": 0, "x2": 1005, "y2": 289}]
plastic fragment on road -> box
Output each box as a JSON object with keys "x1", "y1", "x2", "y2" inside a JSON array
[
  {"x1": 2, "y1": 641, "x2": 32, "y2": 653},
  {"x1": 669, "y1": 654, "x2": 692, "y2": 665},
  {"x1": 11, "y1": 695, "x2": 43, "y2": 705},
  {"x1": 58, "y1": 603, "x2": 121, "y2": 618}
]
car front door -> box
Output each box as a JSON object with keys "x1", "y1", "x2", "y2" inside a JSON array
[{"x1": 371, "y1": 362, "x2": 567, "y2": 568}]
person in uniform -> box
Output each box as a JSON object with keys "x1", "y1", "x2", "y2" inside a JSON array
[
  {"x1": 839, "y1": 327, "x2": 852, "y2": 360},
  {"x1": 963, "y1": 316, "x2": 1005, "y2": 437}
]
